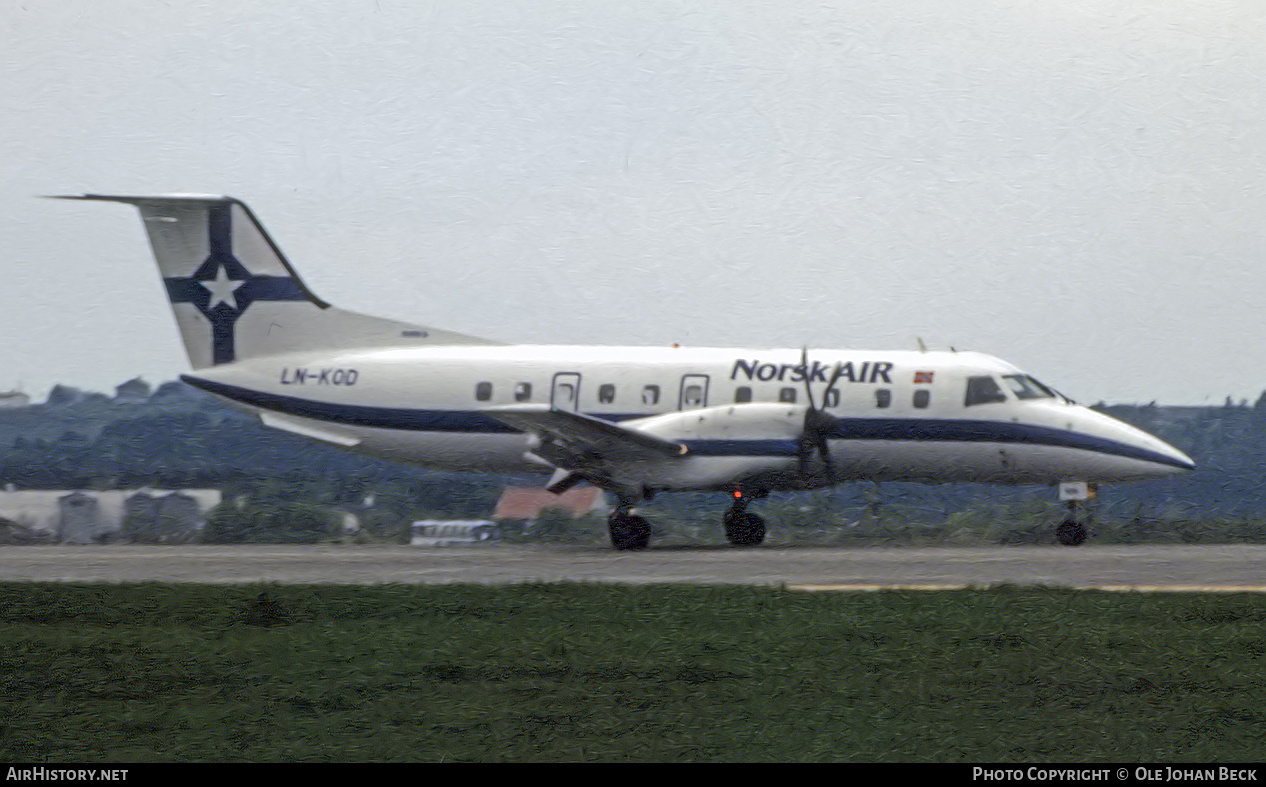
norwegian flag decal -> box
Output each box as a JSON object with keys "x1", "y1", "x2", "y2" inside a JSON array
[{"x1": 914, "y1": 371, "x2": 935, "y2": 384}]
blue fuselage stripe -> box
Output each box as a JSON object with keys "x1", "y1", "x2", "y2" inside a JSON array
[{"x1": 181, "y1": 376, "x2": 1188, "y2": 469}]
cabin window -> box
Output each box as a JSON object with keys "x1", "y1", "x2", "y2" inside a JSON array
[
  {"x1": 598, "y1": 384, "x2": 616, "y2": 404},
  {"x1": 735, "y1": 386, "x2": 753, "y2": 403},
  {"x1": 875, "y1": 389, "x2": 891, "y2": 408},
  {"x1": 642, "y1": 385, "x2": 660, "y2": 405},
  {"x1": 824, "y1": 389, "x2": 839, "y2": 408},
  {"x1": 913, "y1": 389, "x2": 930, "y2": 409},
  {"x1": 514, "y1": 382, "x2": 532, "y2": 402},
  {"x1": 965, "y1": 376, "x2": 1007, "y2": 407},
  {"x1": 683, "y1": 385, "x2": 705, "y2": 407},
  {"x1": 475, "y1": 382, "x2": 493, "y2": 401},
  {"x1": 779, "y1": 387, "x2": 797, "y2": 403}
]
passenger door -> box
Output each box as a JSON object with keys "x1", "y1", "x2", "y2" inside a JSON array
[
  {"x1": 678, "y1": 374, "x2": 710, "y2": 410},
  {"x1": 551, "y1": 372, "x2": 582, "y2": 412}
]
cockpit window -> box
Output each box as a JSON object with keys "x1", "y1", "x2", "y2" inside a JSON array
[
  {"x1": 1027, "y1": 376, "x2": 1058, "y2": 398},
  {"x1": 965, "y1": 375, "x2": 1007, "y2": 406},
  {"x1": 1003, "y1": 374, "x2": 1056, "y2": 400}
]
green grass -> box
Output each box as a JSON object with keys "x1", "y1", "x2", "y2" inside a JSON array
[{"x1": 1, "y1": 582, "x2": 1264, "y2": 762}]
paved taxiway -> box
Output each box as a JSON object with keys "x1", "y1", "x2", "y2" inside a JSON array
[{"x1": 1, "y1": 544, "x2": 1264, "y2": 590}]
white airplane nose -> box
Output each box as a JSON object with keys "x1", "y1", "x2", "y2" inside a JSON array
[
  {"x1": 1143, "y1": 439, "x2": 1195, "y2": 475},
  {"x1": 1084, "y1": 408, "x2": 1195, "y2": 478},
  {"x1": 1120, "y1": 419, "x2": 1195, "y2": 475}
]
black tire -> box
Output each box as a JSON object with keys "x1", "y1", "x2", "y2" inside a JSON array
[
  {"x1": 608, "y1": 513, "x2": 650, "y2": 550},
  {"x1": 724, "y1": 511, "x2": 766, "y2": 547},
  {"x1": 1055, "y1": 518, "x2": 1087, "y2": 546}
]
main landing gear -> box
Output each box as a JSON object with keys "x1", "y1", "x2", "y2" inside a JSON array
[
  {"x1": 605, "y1": 489, "x2": 771, "y2": 550},
  {"x1": 724, "y1": 489, "x2": 767, "y2": 547},
  {"x1": 607, "y1": 505, "x2": 651, "y2": 551}
]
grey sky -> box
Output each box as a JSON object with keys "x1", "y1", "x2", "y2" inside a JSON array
[{"x1": 4, "y1": 0, "x2": 1265, "y2": 405}]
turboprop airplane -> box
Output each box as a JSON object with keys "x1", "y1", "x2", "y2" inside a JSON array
[{"x1": 56, "y1": 194, "x2": 1194, "y2": 549}]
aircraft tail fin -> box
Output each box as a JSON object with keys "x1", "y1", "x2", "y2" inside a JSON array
[{"x1": 54, "y1": 194, "x2": 496, "y2": 368}]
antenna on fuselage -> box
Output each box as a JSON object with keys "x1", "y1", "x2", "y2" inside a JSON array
[{"x1": 916, "y1": 337, "x2": 927, "y2": 353}]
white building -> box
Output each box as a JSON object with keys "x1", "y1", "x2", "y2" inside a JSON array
[
  {"x1": 0, "y1": 488, "x2": 222, "y2": 544},
  {"x1": 0, "y1": 390, "x2": 30, "y2": 408}
]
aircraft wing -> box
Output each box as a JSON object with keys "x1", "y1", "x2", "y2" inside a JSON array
[{"x1": 482, "y1": 405, "x2": 688, "y2": 463}]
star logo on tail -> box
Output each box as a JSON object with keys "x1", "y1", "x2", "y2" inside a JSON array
[
  {"x1": 163, "y1": 203, "x2": 310, "y2": 364},
  {"x1": 199, "y1": 265, "x2": 246, "y2": 310}
]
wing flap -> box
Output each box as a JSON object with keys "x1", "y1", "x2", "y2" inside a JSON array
[{"x1": 482, "y1": 405, "x2": 687, "y2": 463}]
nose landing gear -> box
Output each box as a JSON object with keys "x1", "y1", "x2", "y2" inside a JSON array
[
  {"x1": 1056, "y1": 503, "x2": 1088, "y2": 547},
  {"x1": 1056, "y1": 482, "x2": 1095, "y2": 546}
]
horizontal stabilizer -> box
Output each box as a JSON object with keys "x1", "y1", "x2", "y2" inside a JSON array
[{"x1": 260, "y1": 411, "x2": 362, "y2": 447}]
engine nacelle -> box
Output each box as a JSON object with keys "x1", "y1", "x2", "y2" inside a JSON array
[
  {"x1": 594, "y1": 403, "x2": 808, "y2": 491},
  {"x1": 625, "y1": 403, "x2": 807, "y2": 442}
]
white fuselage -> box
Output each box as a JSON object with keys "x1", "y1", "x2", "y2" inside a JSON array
[
  {"x1": 182, "y1": 344, "x2": 1194, "y2": 493},
  {"x1": 62, "y1": 192, "x2": 1197, "y2": 548}
]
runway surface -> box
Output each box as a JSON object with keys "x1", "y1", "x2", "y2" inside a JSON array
[{"x1": 1, "y1": 543, "x2": 1265, "y2": 590}]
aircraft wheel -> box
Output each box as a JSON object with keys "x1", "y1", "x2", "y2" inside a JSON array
[
  {"x1": 724, "y1": 511, "x2": 766, "y2": 547},
  {"x1": 1056, "y1": 518, "x2": 1087, "y2": 547},
  {"x1": 608, "y1": 513, "x2": 650, "y2": 551}
]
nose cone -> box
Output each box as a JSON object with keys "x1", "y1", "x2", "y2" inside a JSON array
[
  {"x1": 1080, "y1": 407, "x2": 1195, "y2": 479},
  {"x1": 1146, "y1": 437, "x2": 1196, "y2": 475}
]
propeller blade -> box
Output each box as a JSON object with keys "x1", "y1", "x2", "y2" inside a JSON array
[
  {"x1": 815, "y1": 432, "x2": 836, "y2": 479},
  {"x1": 795, "y1": 349, "x2": 841, "y2": 480},
  {"x1": 822, "y1": 361, "x2": 845, "y2": 408},
  {"x1": 799, "y1": 405, "x2": 840, "y2": 479},
  {"x1": 799, "y1": 346, "x2": 817, "y2": 411},
  {"x1": 797, "y1": 430, "x2": 813, "y2": 475}
]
